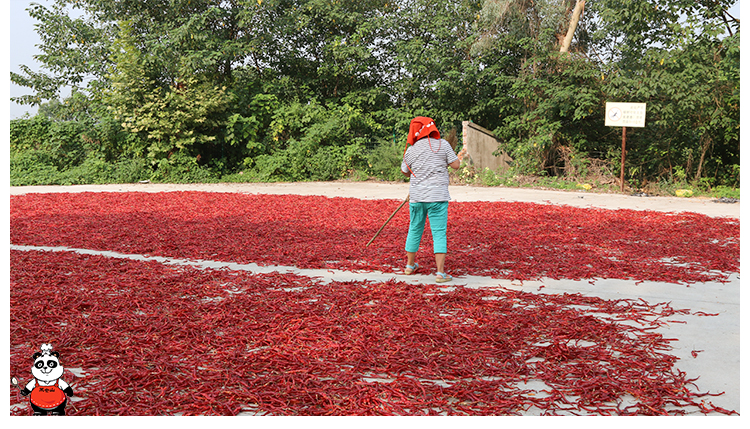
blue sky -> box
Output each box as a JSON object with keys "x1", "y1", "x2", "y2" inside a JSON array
[{"x1": 4, "y1": 0, "x2": 743, "y2": 120}]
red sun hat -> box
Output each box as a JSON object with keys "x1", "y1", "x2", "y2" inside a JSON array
[{"x1": 407, "y1": 116, "x2": 441, "y2": 145}]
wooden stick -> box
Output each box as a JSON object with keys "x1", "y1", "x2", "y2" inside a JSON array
[
  {"x1": 620, "y1": 126, "x2": 626, "y2": 192},
  {"x1": 366, "y1": 194, "x2": 409, "y2": 247}
]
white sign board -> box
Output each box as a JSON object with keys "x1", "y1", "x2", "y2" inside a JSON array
[{"x1": 605, "y1": 102, "x2": 646, "y2": 127}]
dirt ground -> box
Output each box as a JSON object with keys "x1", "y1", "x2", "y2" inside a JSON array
[{"x1": 8, "y1": 180, "x2": 741, "y2": 219}]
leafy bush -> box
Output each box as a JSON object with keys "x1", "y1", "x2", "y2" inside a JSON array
[
  {"x1": 249, "y1": 152, "x2": 293, "y2": 182},
  {"x1": 54, "y1": 157, "x2": 115, "y2": 185},
  {"x1": 308, "y1": 142, "x2": 367, "y2": 181},
  {"x1": 110, "y1": 158, "x2": 152, "y2": 183},
  {"x1": 150, "y1": 152, "x2": 219, "y2": 184},
  {"x1": 366, "y1": 139, "x2": 407, "y2": 182},
  {"x1": 713, "y1": 186, "x2": 740, "y2": 200},
  {"x1": 10, "y1": 116, "x2": 91, "y2": 170},
  {"x1": 10, "y1": 150, "x2": 61, "y2": 186}
]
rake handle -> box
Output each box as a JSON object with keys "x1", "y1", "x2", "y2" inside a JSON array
[{"x1": 366, "y1": 194, "x2": 409, "y2": 247}]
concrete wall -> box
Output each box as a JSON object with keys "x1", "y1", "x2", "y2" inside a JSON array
[{"x1": 461, "y1": 121, "x2": 513, "y2": 173}]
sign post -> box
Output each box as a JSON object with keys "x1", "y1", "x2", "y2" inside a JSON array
[{"x1": 605, "y1": 102, "x2": 646, "y2": 192}]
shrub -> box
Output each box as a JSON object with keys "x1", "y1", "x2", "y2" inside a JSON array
[
  {"x1": 308, "y1": 142, "x2": 367, "y2": 181},
  {"x1": 249, "y1": 152, "x2": 292, "y2": 182},
  {"x1": 10, "y1": 150, "x2": 61, "y2": 186},
  {"x1": 366, "y1": 139, "x2": 407, "y2": 182},
  {"x1": 150, "y1": 152, "x2": 219, "y2": 184}
]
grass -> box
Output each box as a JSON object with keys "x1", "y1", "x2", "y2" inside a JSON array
[{"x1": 450, "y1": 162, "x2": 739, "y2": 200}]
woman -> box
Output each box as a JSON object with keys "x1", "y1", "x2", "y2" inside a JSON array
[{"x1": 401, "y1": 116, "x2": 460, "y2": 283}]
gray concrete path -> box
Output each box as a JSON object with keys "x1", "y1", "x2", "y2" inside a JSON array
[{"x1": 8, "y1": 181, "x2": 740, "y2": 218}]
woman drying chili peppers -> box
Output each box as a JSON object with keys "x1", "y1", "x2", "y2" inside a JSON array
[{"x1": 401, "y1": 116, "x2": 460, "y2": 283}]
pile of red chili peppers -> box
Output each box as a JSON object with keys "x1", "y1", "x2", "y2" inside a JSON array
[
  {"x1": 9, "y1": 192, "x2": 739, "y2": 415},
  {"x1": 10, "y1": 192, "x2": 739, "y2": 283}
]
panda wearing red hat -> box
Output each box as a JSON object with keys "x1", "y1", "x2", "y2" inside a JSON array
[{"x1": 401, "y1": 116, "x2": 460, "y2": 283}]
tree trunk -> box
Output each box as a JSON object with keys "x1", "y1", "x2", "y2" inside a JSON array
[
  {"x1": 560, "y1": 0, "x2": 585, "y2": 53},
  {"x1": 695, "y1": 136, "x2": 712, "y2": 182}
]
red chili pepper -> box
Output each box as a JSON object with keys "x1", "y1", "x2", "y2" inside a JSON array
[
  {"x1": 9, "y1": 193, "x2": 739, "y2": 416},
  {"x1": 10, "y1": 192, "x2": 738, "y2": 284}
]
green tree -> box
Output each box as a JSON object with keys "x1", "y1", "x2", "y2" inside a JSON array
[
  {"x1": 9, "y1": 0, "x2": 740, "y2": 189},
  {"x1": 469, "y1": 0, "x2": 739, "y2": 186},
  {"x1": 11, "y1": 1, "x2": 116, "y2": 106},
  {"x1": 104, "y1": 20, "x2": 232, "y2": 162},
  {"x1": 471, "y1": 0, "x2": 606, "y2": 175},
  {"x1": 388, "y1": 1, "x2": 484, "y2": 123},
  {"x1": 591, "y1": 0, "x2": 740, "y2": 187}
]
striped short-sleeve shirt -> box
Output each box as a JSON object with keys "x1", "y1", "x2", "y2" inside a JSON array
[{"x1": 401, "y1": 137, "x2": 459, "y2": 202}]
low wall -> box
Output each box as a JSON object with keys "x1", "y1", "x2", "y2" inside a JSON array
[{"x1": 461, "y1": 121, "x2": 513, "y2": 173}]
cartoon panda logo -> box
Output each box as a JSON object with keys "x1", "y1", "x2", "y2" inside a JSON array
[{"x1": 16, "y1": 344, "x2": 75, "y2": 415}]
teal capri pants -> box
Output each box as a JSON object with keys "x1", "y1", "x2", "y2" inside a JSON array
[{"x1": 405, "y1": 201, "x2": 449, "y2": 254}]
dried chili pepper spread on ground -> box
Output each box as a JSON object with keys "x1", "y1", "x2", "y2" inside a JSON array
[
  {"x1": 9, "y1": 192, "x2": 739, "y2": 283},
  {"x1": 10, "y1": 249, "x2": 736, "y2": 416}
]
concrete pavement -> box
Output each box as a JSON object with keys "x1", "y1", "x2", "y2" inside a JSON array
[{"x1": 8, "y1": 181, "x2": 740, "y2": 219}]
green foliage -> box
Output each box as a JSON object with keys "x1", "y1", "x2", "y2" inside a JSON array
[
  {"x1": 10, "y1": 0, "x2": 116, "y2": 105},
  {"x1": 104, "y1": 20, "x2": 233, "y2": 162},
  {"x1": 478, "y1": 167, "x2": 504, "y2": 187},
  {"x1": 244, "y1": 100, "x2": 376, "y2": 181},
  {"x1": 599, "y1": 10, "x2": 739, "y2": 188},
  {"x1": 366, "y1": 138, "x2": 407, "y2": 182},
  {"x1": 712, "y1": 185, "x2": 740, "y2": 200},
  {"x1": 495, "y1": 51, "x2": 607, "y2": 176},
  {"x1": 150, "y1": 152, "x2": 219, "y2": 184},
  {"x1": 10, "y1": 116, "x2": 54, "y2": 152},
  {"x1": 114, "y1": 79, "x2": 231, "y2": 161},
  {"x1": 10, "y1": 148, "x2": 153, "y2": 186},
  {"x1": 10, "y1": 115, "x2": 91, "y2": 170},
  {"x1": 10, "y1": 150, "x2": 62, "y2": 186},
  {"x1": 9, "y1": 0, "x2": 740, "y2": 192},
  {"x1": 108, "y1": 158, "x2": 152, "y2": 183},
  {"x1": 250, "y1": 151, "x2": 292, "y2": 182}
]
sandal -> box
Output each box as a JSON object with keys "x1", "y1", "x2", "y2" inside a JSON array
[
  {"x1": 435, "y1": 272, "x2": 453, "y2": 283},
  {"x1": 405, "y1": 263, "x2": 419, "y2": 275}
]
